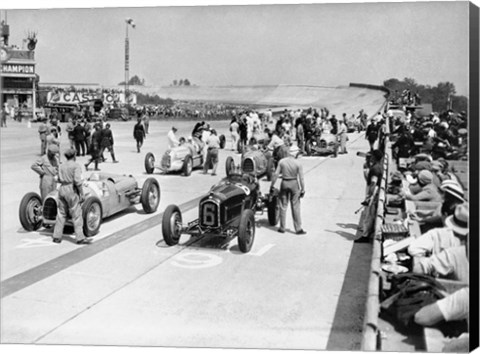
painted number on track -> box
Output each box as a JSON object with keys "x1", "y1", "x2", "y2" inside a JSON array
[
  {"x1": 170, "y1": 244, "x2": 275, "y2": 269},
  {"x1": 170, "y1": 252, "x2": 223, "y2": 269}
]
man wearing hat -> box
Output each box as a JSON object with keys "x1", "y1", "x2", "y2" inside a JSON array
[
  {"x1": 52, "y1": 148, "x2": 91, "y2": 245},
  {"x1": 31, "y1": 144, "x2": 60, "y2": 201},
  {"x1": 167, "y1": 126, "x2": 179, "y2": 149},
  {"x1": 401, "y1": 169, "x2": 442, "y2": 202},
  {"x1": 38, "y1": 118, "x2": 49, "y2": 155},
  {"x1": 408, "y1": 202, "x2": 468, "y2": 258}
]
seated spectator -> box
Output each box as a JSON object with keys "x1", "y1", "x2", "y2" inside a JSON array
[
  {"x1": 408, "y1": 203, "x2": 469, "y2": 257},
  {"x1": 401, "y1": 170, "x2": 442, "y2": 202}
]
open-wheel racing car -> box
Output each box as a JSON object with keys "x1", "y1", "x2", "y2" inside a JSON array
[
  {"x1": 161, "y1": 172, "x2": 280, "y2": 253},
  {"x1": 19, "y1": 172, "x2": 161, "y2": 236},
  {"x1": 145, "y1": 142, "x2": 204, "y2": 177},
  {"x1": 225, "y1": 147, "x2": 275, "y2": 181},
  {"x1": 305, "y1": 132, "x2": 337, "y2": 156}
]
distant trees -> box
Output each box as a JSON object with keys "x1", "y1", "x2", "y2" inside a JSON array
[
  {"x1": 132, "y1": 91, "x2": 174, "y2": 106},
  {"x1": 383, "y1": 77, "x2": 467, "y2": 113},
  {"x1": 118, "y1": 75, "x2": 145, "y2": 86},
  {"x1": 171, "y1": 78, "x2": 192, "y2": 86}
]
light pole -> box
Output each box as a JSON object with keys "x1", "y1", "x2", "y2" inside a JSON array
[{"x1": 124, "y1": 18, "x2": 135, "y2": 107}]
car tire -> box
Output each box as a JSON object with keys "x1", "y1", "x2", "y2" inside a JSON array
[
  {"x1": 219, "y1": 134, "x2": 226, "y2": 149},
  {"x1": 266, "y1": 157, "x2": 274, "y2": 181},
  {"x1": 182, "y1": 155, "x2": 193, "y2": 177},
  {"x1": 82, "y1": 196, "x2": 102, "y2": 237},
  {"x1": 267, "y1": 194, "x2": 280, "y2": 226},
  {"x1": 19, "y1": 192, "x2": 43, "y2": 231},
  {"x1": 238, "y1": 209, "x2": 255, "y2": 253},
  {"x1": 141, "y1": 178, "x2": 161, "y2": 213},
  {"x1": 225, "y1": 156, "x2": 235, "y2": 177},
  {"x1": 145, "y1": 152, "x2": 155, "y2": 174},
  {"x1": 162, "y1": 204, "x2": 182, "y2": 246}
]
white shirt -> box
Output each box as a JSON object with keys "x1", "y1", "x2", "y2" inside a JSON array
[
  {"x1": 167, "y1": 130, "x2": 179, "y2": 149},
  {"x1": 437, "y1": 287, "x2": 469, "y2": 322},
  {"x1": 408, "y1": 227, "x2": 462, "y2": 258}
]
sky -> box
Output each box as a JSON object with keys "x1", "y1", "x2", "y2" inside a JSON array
[{"x1": 0, "y1": 1, "x2": 473, "y2": 96}]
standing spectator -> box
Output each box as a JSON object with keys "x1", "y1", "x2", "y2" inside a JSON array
[
  {"x1": 100, "y1": 123, "x2": 119, "y2": 163},
  {"x1": 38, "y1": 119, "x2": 49, "y2": 155},
  {"x1": 366, "y1": 119, "x2": 379, "y2": 151},
  {"x1": 269, "y1": 151, "x2": 306, "y2": 235},
  {"x1": 31, "y1": 145, "x2": 60, "y2": 201},
  {"x1": 338, "y1": 117, "x2": 348, "y2": 154},
  {"x1": 46, "y1": 127, "x2": 61, "y2": 150},
  {"x1": 133, "y1": 117, "x2": 146, "y2": 153},
  {"x1": 355, "y1": 149, "x2": 383, "y2": 243},
  {"x1": 52, "y1": 148, "x2": 91, "y2": 245},
  {"x1": 238, "y1": 117, "x2": 248, "y2": 153},
  {"x1": 296, "y1": 118, "x2": 305, "y2": 154},
  {"x1": 167, "y1": 126, "x2": 179, "y2": 149},
  {"x1": 84, "y1": 119, "x2": 92, "y2": 154},
  {"x1": 65, "y1": 118, "x2": 76, "y2": 149},
  {"x1": 142, "y1": 111, "x2": 150, "y2": 134},
  {"x1": 203, "y1": 129, "x2": 220, "y2": 176},
  {"x1": 73, "y1": 120, "x2": 86, "y2": 156},
  {"x1": 1, "y1": 107, "x2": 7, "y2": 127},
  {"x1": 330, "y1": 115, "x2": 339, "y2": 158},
  {"x1": 85, "y1": 124, "x2": 102, "y2": 171},
  {"x1": 230, "y1": 118, "x2": 240, "y2": 151},
  {"x1": 50, "y1": 117, "x2": 61, "y2": 136}
]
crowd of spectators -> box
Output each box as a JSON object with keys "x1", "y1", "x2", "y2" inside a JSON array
[{"x1": 372, "y1": 106, "x2": 470, "y2": 352}]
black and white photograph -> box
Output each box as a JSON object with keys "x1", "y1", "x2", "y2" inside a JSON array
[{"x1": 1, "y1": 0, "x2": 478, "y2": 353}]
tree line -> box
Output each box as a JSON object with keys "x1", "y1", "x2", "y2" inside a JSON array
[{"x1": 383, "y1": 78, "x2": 467, "y2": 113}]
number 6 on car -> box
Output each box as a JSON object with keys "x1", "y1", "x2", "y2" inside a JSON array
[{"x1": 161, "y1": 172, "x2": 279, "y2": 253}]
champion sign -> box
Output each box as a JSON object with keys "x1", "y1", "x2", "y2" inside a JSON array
[
  {"x1": 47, "y1": 92, "x2": 128, "y2": 105},
  {"x1": 2, "y1": 64, "x2": 35, "y2": 74}
]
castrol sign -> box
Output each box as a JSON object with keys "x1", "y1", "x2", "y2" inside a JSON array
[{"x1": 47, "y1": 92, "x2": 134, "y2": 105}]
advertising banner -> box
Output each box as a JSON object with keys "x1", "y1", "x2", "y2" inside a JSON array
[{"x1": 47, "y1": 92, "x2": 135, "y2": 105}]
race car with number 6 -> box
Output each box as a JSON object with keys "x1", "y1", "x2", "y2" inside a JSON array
[{"x1": 161, "y1": 172, "x2": 279, "y2": 253}]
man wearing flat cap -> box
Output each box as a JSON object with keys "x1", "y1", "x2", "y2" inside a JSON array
[
  {"x1": 31, "y1": 144, "x2": 60, "y2": 201},
  {"x1": 52, "y1": 148, "x2": 91, "y2": 245}
]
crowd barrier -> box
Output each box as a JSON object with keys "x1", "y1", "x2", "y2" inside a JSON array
[{"x1": 360, "y1": 104, "x2": 390, "y2": 351}]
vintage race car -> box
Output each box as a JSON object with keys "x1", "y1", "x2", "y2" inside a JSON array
[
  {"x1": 161, "y1": 173, "x2": 279, "y2": 253},
  {"x1": 305, "y1": 132, "x2": 337, "y2": 156},
  {"x1": 225, "y1": 147, "x2": 275, "y2": 181},
  {"x1": 145, "y1": 142, "x2": 204, "y2": 177},
  {"x1": 19, "y1": 172, "x2": 160, "y2": 236}
]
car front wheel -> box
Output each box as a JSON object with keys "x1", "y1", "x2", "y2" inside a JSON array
[
  {"x1": 82, "y1": 196, "x2": 102, "y2": 236},
  {"x1": 145, "y1": 152, "x2": 155, "y2": 174},
  {"x1": 162, "y1": 204, "x2": 183, "y2": 246},
  {"x1": 225, "y1": 156, "x2": 235, "y2": 177},
  {"x1": 182, "y1": 155, "x2": 193, "y2": 176},
  {"x1": 238, "y1": 209, "x2": 255, "y2": 253},
  {"x1": 141, "y1": 178, "x2": 161, "y2": 213},
  {"x1": 19, "y1": 192, "x2": 43, "y2": 231}
]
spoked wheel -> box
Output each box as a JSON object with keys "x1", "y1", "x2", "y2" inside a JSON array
[
  {"x1": 141, "y1": 178, "x2": 161, "y2": 213},
  {"x1": 182, "y1": 155, "x2": 193, "y2": 176},
  {"x1": 238, "y1": 209, "x2": 255, "y2": 253},
  {"x1": 162, "y1": 204, "x2": 183, "y2": 246},
  {"x1": 145, "y1": 152, "x2": 155, "y2": 174},
  {"x1": 82, "y1": 197, "x2": 102, "y2": 236},
  {"x1": 19, "y1": 192, "x2": 43, "y2": 231}
]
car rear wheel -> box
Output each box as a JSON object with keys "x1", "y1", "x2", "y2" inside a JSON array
[
  {"x1": 267, "y1": 194, "x2": 280, "y2": 226},
  {"x1": 145, "y1": 152, "x2": 155, "y2": 174},
  {"x1": 305, "y1": 140, "x2": 313, "y2": 156},
  {"x1": 162, "y1": 204, "x2": 182, "y2": 246},
  {"x1": 19, "y1": 192, "x2": 43, "y2": 231},
  {"x1": 182, "y1": 155, "x2": 193, "y2": 176},
  {"x1": 225, "y1": 156, "x2": 235, "y2": 177},
  {"x1": 238, "y1": 209, "x2": 255, "y2": 253},
  {"x1": 141, "y1": 178, "x2": 161, "y2": 213},
  {"x1": 266, "y1": 157, "x2": 274, "y2": 181},
  {"x1": 82, "y1": 196, "x2": 102, "y2": 236}
]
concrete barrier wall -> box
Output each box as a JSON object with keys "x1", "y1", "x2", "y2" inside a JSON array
[{"x1": 361, "y1": 110, "x2": 391, "y2": 351}]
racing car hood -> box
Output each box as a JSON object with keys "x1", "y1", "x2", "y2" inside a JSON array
[{"x1": 207, "y1": 177, "x2": 255, "y2": 203}]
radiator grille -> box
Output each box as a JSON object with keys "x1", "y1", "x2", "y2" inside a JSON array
[
  {"x1": 242, "y1": 158, "x2": 254, "y2": 173},
  {"x1": 43, "y1": 197, "x2": 57, "y2": 220}
]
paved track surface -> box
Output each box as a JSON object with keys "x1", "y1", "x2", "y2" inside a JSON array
[{"x1": 1, "y1": 88, "x2": 384, "y2": 350}]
